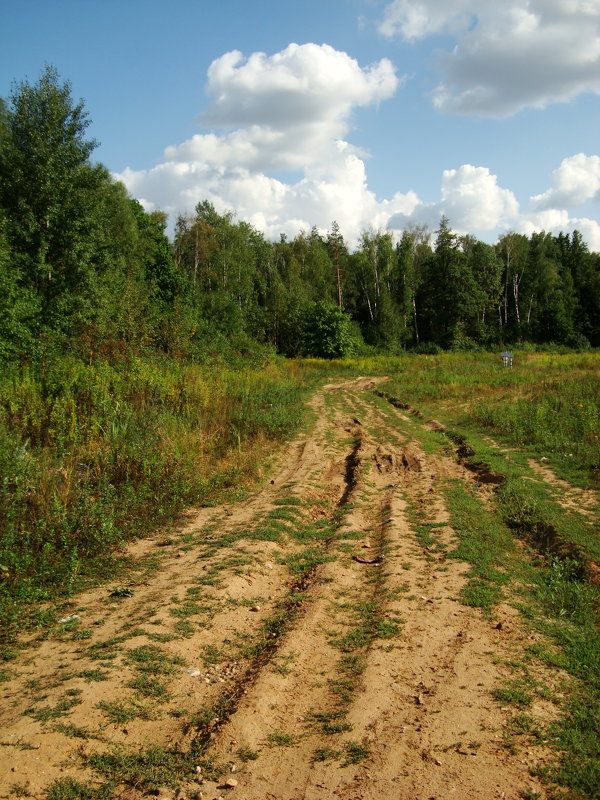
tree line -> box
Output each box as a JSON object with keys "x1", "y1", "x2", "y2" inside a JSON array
[{"x1": 1, "y1": 67, "x2": 599, "y2": 364}]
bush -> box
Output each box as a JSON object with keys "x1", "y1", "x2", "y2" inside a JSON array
[
  {"x1": 411, "y1": 342, "x2": 442, "y2": 355},
  {"x1": 565, "y1": 332, "x2": 591, "y2": 352},
  {"x1": 300, "y1": 302, "x2": 362, "y2": 359}
]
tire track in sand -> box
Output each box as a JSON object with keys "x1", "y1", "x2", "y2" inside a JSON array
[{"x1": 0, "y1": 378, "x2": 553, "y2": 799}]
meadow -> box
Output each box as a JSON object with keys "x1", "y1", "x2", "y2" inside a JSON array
[
  {"x1": 2, "y1": 350, "x2": 597, "y2": 639},
  {"x1": 0, "y1": 349, "x2": 599, "y2": 798},
  {"x1": 0, "y1": 352, "x2": 310, "y2": 637}
]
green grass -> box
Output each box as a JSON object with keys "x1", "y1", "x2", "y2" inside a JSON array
[
  {"x1": 312, "y1": 747, "x2": 340, "y2": 762},
  {"x1": 267, "y1": 730, "x2": 298, "y2": 746},
  {"x1": 23, "y1": 694, "x2": 82, "y2": 722},
  {"x1": 307, "y1": 710, "x2": 353, "y2": 735},
  {"x1": 54, "y1": 723, "x2": 98, "y2": 740},
  {"x1": 0, "y1": 354, "x2": 312, "y2": 640},
  {"x1": 44, "y1": 777, "x2": 113, "y2": 800},
  {"x1": 441, "y1": 480, "x2": 514, "y2": 614},
  {"x1": 2, "y1": 351, "x2": 599, "y2": 798},
  {"x1": 95, "y1": 699, "x2": 153, "y2": 724},
  {"x1": 281, "y1": 547, "x2": 334, "y2": 577},
  {"x1": 86, "y1": 746, "x2": 224, "y2": 793},
  {"x1": 341, "y1": 740, "x2": 370, "y2": 766},
  {"x1": 126, "y1": 674, "x2": 170, "y2": 699}
]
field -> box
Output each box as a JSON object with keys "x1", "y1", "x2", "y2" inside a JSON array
[{"x1": 0, "y1": 352, "x2": 598, "y2": 800}]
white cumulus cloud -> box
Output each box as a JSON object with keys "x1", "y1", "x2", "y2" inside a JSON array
[
  {"x1": 115, "y1": 43, "x2": 416, "y2": 245},
  {"x1": 387, "y1": 164, "x2": 519, "y2": 234},
  {"x1": 378, "y1": 0, "x2": 600, "y2": 115},
  {"x1": 530, "y1": 153, "x2": 600, "y2": 210},
  {"x1": 518, "y1": 209, "x2": 600, "y2": 250},
  {"x1": 115, "y1": 43, "x2": 600, "y2": 252}
]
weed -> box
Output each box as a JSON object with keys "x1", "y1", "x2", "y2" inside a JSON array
[
  {"x1": 23, "y1": 695, "x2": 82, "y2": 722},
  {"x1": 307, "y1": 710, "x2": 352, "y2": 735},
  {"x1": 125, "y1": 644, "x2": 184, "y2": 674},
  {"x1": 492, "y1": 682, "x2": 534, "y2": 707},
  {"x1": 54, "y1": 723, "x2": 96, "y2": 740},
  {"x1": 0, "y1": 356, "x2": 309, "y2": 643},
  {"x1": 281, "y1": 548, "x2": 334, "y2": 577},
  {"x1": 44, "y1": 777, "x2": 113, "y2": 800},
  {"x1": 201, "y1": 645, "x2": 224, "y2": 665},
  {"x1": 328, "y1": 675, "x2": 355, "y2": 704},
  {"x1": 267, "y1": 730, "x2": 297, "y2": 746},
  {"x1": 375, "y1": 617, "x2": 402, "y2": 639},
  {"x1": 96, "y1": 700, "x2": 153, "y2": 724},
  {"x1": 169, "y1": 601, "x2": 202, "y2": 618},
  {"x1": 127, "y1": 674, "x2": 170, "y2": 699},
  {"x1": 86, "y1": 745, "x2": 224, "y2": 792},
  {"x1": 267, "y1": 507, "x2": 303, "y2": 523},
  {"x1": 338, "y1": 653, "x2": 366, "y2": 676},
  {"x1": 70, "y1": 629, "x2": 93, "y2": 640},
  {"x1": 442, "y1": 480, "x2": 514, "y2": 615},
  {"x1": 146, "y1": 631, "x2": 177, "y2": 643},
  {"x1": 173, "y1": 619, "x2": 196, "y2": 637},
  {"x1": 312, "y1": 747, "x2": 339, "y2": 762},
  {"x1": 237, "y1": 745, "x2": 260, "y2": 761},
  {"x1": 342, "y1": 740, "x2": 370, "y2": 766},
  {"x1": 87, "y1": 636, "x2": 128, "y2": 660},
  {"x1": 77, "y1": 669, "x2": 110, "y2": 683}
]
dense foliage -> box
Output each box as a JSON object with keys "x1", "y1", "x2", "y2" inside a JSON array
[{"x1": 1, "y1": 67, "x2": 599, "y2": 367}]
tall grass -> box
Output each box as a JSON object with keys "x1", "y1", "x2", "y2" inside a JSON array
[
  {"x1": 374, "y1": 352, "x2": 599, "y2": 485},
  {"x1": 0, "y1": 353, "x2": 308, "y2": 637}
]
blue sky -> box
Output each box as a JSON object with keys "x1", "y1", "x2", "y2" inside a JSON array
[{"x1": 2, "y1": 0, "x2": 599, "y2": 249}]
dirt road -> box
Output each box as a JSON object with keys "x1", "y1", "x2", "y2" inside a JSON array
[{"x1": 0, "y1": 377, "x2": 555, "y2": 799}]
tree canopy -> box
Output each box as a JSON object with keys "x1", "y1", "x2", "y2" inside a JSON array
[{"x1": 1, "y1": 66, "x2": 598, "y2": 365}]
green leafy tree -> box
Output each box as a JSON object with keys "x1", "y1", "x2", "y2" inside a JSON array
[
  {"x1": 395, "y1": 225, "x2": 431, "y2": 346},
  {"x1": 0, "y1": 66, "x2": 99, "y2": 331},
  {"x1": 326, "y1": 221, "x2": 347, "y2": 308},
  {"x1": 462, "y1": 236, "x2": 503, "y2": 345},
  {"x1": 0, "y1": 211, "x2": 39, "y2": 361},
  {"x1": 558, "y1": 231, "x2": 600, "y2": 347},
  {"x1": 496, "y1": 232, "x2": 529, "y2": 338},
  {"x1": 418, "y1": 217, "x2": 482, "y2": 348},
  {"x1": 301, "y1": 302, "x2": 360, "y2": 358}
]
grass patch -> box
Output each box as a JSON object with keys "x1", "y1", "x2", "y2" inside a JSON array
[
  {"x1": 442, "y1": 480, "x2": 514, "y2": 614},
  {"x1": 126, "y1": 674, "x2": 170, "y2": 699},
  {"x1": 44, "y1": 777, "x2": 113, "y2": 800},
  {"x1": 281, "y1": 547, "x2": 334, "y2": 577},
  {"x1": 23, "y1": 694, "x2": 82, "y2": 722},
  {"x1": 267, "y1": 730, "x2": 297, "y2": 746},
  {"x1": 307, "y1": 710, "x2": 352, "y2": 735},
  {"x1": 86, "y1": 746, "x2": 224, "y2": 793},
  {"x1": 54, "y1": 723, "x2": 98, "y2": 740},
  {"x1": 341, "y1": 740, "x2": 370, "y2": 766},
  {"x1": 95, "y1": 699, "x2": 153, "y2": 724},
  {"x1": 125, "y1": 644, "x2": 184, "y2": 674},
  {"x1": 312, "y1": 747, "x2": 340, "y2": 762},
  {"x1": 237, "y1": 745, "x2": 260, "y2": 762}
]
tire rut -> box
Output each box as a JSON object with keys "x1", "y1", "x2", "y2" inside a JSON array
[{"x1": 0, "y1": 378, "x2": 554, "y2": 799}]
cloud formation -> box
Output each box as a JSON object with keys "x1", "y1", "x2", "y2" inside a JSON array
[
  {"x1": 530, "y1": 153, "x2": 600, "y2": 210},
  {"x1": 388, "y1": 164, "x2": 520, "y2": 234},
  {"x1": 378, "y1": 0, "x2": 600, "y2": 116},
  {"x1": 116, "y1": 43, "x2": 600, "y2": 251},
  {"x1": 117, "y1": 43, "x2": 416, "y2": 244},
  {"x1": 518, "y1": 209, "x2": 600, "y2": 251},
  {"x1": 387, "y1": 158, "x2": 600, "y2": 251}
]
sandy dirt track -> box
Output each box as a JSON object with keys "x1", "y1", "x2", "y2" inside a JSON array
[{"x1": 0, "y1": 377, "x2": 561, "y2": 799}]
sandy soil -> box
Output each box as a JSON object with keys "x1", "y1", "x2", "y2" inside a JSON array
[{"x1": 0, "y1": 377, "x2": 566, "y2": 800}]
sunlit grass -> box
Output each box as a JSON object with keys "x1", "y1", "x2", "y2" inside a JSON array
[{"x1": 0, "y1": 354, "x2": 312, "y2": 638}]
